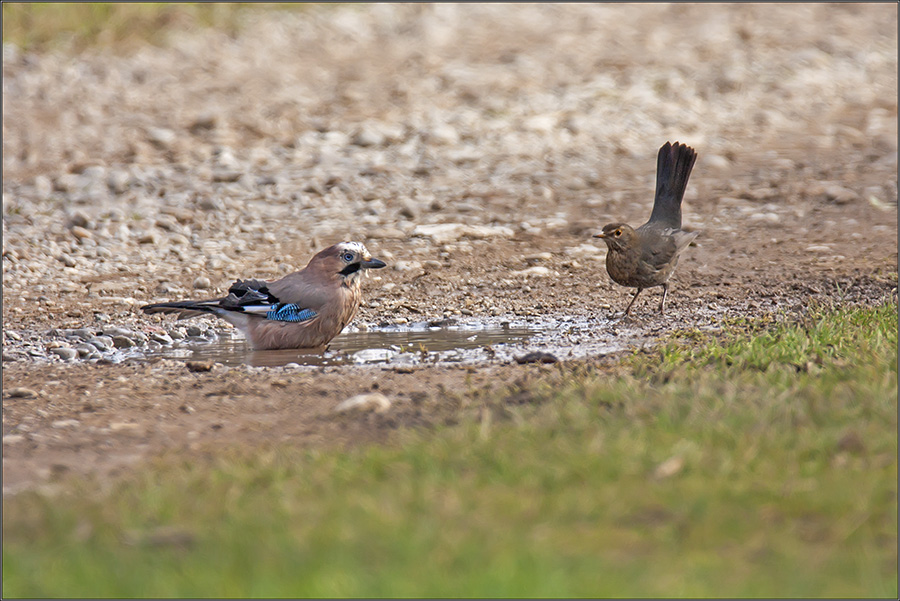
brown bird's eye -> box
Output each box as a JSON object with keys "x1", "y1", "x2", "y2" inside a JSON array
[{"x1": 614, "y1": 229, "x2": 621, "y2": 237}]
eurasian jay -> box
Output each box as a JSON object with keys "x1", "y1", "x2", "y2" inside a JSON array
[{"x1": 141, "y1": 241, "x2": 386, "y2": 350}]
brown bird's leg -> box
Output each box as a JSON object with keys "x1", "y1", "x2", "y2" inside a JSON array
[
  {"x1": 623, "y1": 288, "x2": 643, "y2": 316},
  {"x1": 659, "y1": 283, "x2": 669, "y2": 314}
]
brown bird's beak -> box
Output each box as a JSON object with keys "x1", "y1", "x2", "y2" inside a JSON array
[
  {"x1": 593, "y1": 232, "x2": 607, "y2": 239},
  {"x1": 361, "y1": 258, "x2": 387, "y2": 269}
]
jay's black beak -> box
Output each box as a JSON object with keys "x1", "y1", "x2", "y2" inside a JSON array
[{"x1": 361, "y1": 258, "x2": 387, "y2": 269}]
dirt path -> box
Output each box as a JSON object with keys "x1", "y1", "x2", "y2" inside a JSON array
[{"x1": 3, "y1": 4, "x2": 897, "y2": 494}]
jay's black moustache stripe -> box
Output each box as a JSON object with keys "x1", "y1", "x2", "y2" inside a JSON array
[{"x1": 339, "y1": 263, "x2": 362, "y2": 276}]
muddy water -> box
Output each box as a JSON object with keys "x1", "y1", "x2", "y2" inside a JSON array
[
  {"x1": 141, "y1": 323, "x2": 542, "y2": 367},
  {"x1": 124, "y1": 311, "x2": 649, "y2": 368}
]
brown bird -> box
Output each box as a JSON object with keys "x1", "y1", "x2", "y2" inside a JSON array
[
  {"x1": 141, "y1": 242, "x2": 386, "y2": 350},
  {"x1": 594, "y1": 141, "x2": 699, "y2": 316}
]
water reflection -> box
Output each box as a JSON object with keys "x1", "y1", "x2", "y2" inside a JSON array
[{"x1": 145, "y1": 324, "x2": 540, "y2": 367}]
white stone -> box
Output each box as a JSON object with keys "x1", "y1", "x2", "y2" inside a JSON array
[
  {"x1": 511, "y1": 266, "x2": 553, "y2": 277},
  {"x1": 413, "y1": 223, "x2": 514, "y2": 244},
  {"x1": 334, "y1": 393, "x2": 392, "y2": 413},
  {"x1": 351, "y1": 348, "x2": 396, "y2": 364}
]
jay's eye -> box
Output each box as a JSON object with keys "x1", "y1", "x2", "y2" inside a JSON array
[{"x1": 342, "y1": 252, "x2": 355, "y2": 262}]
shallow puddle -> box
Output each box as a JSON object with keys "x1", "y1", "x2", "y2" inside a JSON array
[
  {"x1": 140, "y1": 323, "x2": 541, "y2": 367},
  {"x1": 10, "y1": 314, "x2": 647, "y2": 369}
]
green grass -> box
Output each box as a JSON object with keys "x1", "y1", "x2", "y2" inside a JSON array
[
  {"x1": 1, "y1": 3, "x2": 313, "y2": 54},
  {"x1": 3, "y1": 300, "x2": 897, "y2": 597}
]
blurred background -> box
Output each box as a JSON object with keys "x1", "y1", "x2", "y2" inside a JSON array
[{"x1": 2, "y1": 4, "x2": 897, "y2": 598}]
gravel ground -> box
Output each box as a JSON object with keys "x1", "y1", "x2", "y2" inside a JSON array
[{"x1": 2, "y1": 3, "x2": 897, "y2": 493}]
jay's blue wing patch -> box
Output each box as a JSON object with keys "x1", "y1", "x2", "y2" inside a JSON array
[
  {"x1": 142, "y1": 278, "x2": 319, "y2": 324},
  {"x1": 265, "y1": 303, "x2": 318, "y2": 323},
  {"x1": 220, "y1": 280, "x2": 316, "y2": 322}
]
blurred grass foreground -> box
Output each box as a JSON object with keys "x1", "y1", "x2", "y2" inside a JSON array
[
  {"x1": 1, "y1": 2, "x2": 287, "y2": 53},
  {"x1": 3, "y1": 300, "x2": 897, "y2": 597}
]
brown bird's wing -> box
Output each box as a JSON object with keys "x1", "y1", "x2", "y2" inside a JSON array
[
  {"x1": 638, "y1": 231, "x2": 680, "y2": 271},
  {"x1": 635, "y1": 227, "x2": 699, "y2": 282}
]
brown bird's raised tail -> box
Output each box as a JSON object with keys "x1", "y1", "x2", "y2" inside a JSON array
[
  {"x1": 647, "y1": 141, "x2": 698, "y2": 230},
  {"x1": 593, "y1": 141, "x2": 700, "y2": 316}
]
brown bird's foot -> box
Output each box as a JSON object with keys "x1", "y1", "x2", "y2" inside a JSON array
[
  {"x1": 658, "y1": 283, "x2": 669, "y2": 315},
  {"x1": 621, "y1": 288, "x2": 643, "y2": 318},
  {"x1": 612, "y1": 312, "x2": 637, "y2": 323}
]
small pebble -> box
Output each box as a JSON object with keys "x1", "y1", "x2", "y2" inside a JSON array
[
  {"x1": 823, "y1": 184, "x2": 858, "y2": 205},
  {"x1": 186, "y1": 360, "x2": 213, "y2": 373},
  {"x1": 50, "y1": 348, "x2": 78, "y2": 360},
  {"x1": 112, "y1": 336, "x2": 136, "y2": 349},
  {"x1": 512, "y1": 266, "x2": 552, "y2": 277},
  {"x1": 334, "y1": 393, "x2": 392, "y2": 413},
  {"x1": 71, "y1": 226, "x2": 93, "y2": 240},
  {"x1": 211, "y1": 170, "x2": 242, "y2": 183},
  {"x1": 198, "y1": 197, "x2": 224, "y2": 211},
  {"x1": 352, "y1": 126, "x2": 385, "y2": 147},
  {"x1": 88, "y1": 336, "x2": 114, "y2": 351},
  {"x1": 352, "y1": 349, "x2": 396, "y2": 364},
  {"x1": 108, "y1": 169, "x2": 131, "y2": 194},
  {"x1": 101, "y1": 326, "x2": 134, "y2": 338},
  {"x1": 150, "y1": 332, "x2": 174, "y2": 345},
  {"x1": 57, "y1": 254, "x2": 77, "y2": 268},
  {"x1": 147, "y1": 126, "x2": 176, "y2": 148},
  {"x1": 6, "y1": 387, "x2": 38, "y2": 399},
  {"x1": 69, "y1": 209, "x2": 93, "y2": 229},
  {"x1": 75, "y1": 344, "x2": 96, "y2": 358},
  {"x1": 109, "y1": 422, "x2": 140, "y2": 431},
  {"x1": 514, "y1": 351, "x2": 559, "y2": 365},
  {"x1": 749, "y1": 212, "x2": 780, "y2": 223}
]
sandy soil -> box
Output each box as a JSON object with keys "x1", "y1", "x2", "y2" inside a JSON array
[{"x1": 2, "y1": 4, "x2": 897, "y2": 494}]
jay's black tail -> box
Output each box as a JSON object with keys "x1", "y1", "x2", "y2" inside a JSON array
[
  {"x1": 141, "y1": 279, "x2": 282, "y2": 320},
  {"x1": 141, "y1": 299, "x2": 222, "y2": 320},
  {"x1": 647, "y1": 141, "x2": 697, "y2": 229}
]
